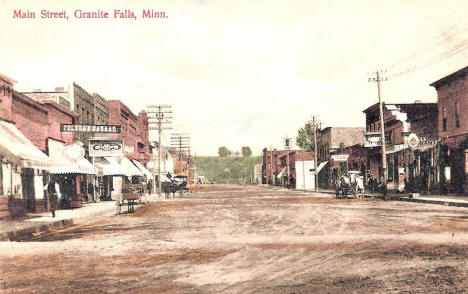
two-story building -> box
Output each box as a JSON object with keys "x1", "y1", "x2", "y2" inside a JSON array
[
  {"x1": 363, "y1": 102, "x2": 438, "y2": 192},
  {"x1": 431, "y1": 65, "x2": 468, "y2": 194}
]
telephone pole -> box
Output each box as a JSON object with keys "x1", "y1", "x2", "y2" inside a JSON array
[
  {"x1": 283, "y1": 136, "x2": 291, "y2": 188},
  {"x1": 170, "y1": 133, "x2": 190, "y2": 175},
  {"x1": 312, "y1": 115, "x2": 320, "y2": 192},
  {"x1": 369, "y1": 70, "x2": 388, "y2": 185},
  {"x1": 147, "y1": 105, "x2": 172, "y2": 196}
]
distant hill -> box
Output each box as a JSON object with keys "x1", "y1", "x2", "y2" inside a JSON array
[{"x1": 194, "y1": 156, "x2": 262, "y2": 184}]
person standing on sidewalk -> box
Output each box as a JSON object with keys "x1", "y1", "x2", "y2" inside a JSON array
[{"x1": 47, "y1": 178, "x2": 61, "y2": 217}]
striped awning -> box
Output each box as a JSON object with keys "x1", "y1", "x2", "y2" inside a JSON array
[
  {"x1": 0, "y1": 121, "x2": 53, "y2": 169},
  {"x1": 131, "y1": 159, "x2": 152, "y2": 179},
  {"x1": 94, "y1": 157, "x2": 128, "y2": 176},
  {"x1": 120, "y1": 157, "x2": 144, "y2": 177}
]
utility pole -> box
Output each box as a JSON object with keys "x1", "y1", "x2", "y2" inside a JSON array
[
  {"x1": 170, "y1": 133, "x2": 190, "y2": 175},
  {"x1": 284, "y1": 136, "x2": 291, "y2": 188},
  {"x1": 369, "y1": 70, "x2": 388, "y2": 186},
  {"x1": 147, "y1": 105, "x2": 172, "y2": 196},
  {"x1": 312, "y1": 116, "x2": 320, "y2": 192}
]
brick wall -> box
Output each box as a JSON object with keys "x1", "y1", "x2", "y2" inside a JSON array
[
  {"x1": 41, "y1": 101, "x2": 77, "y2": 146},
  {"x1": 0, "y1": 74, "x2": 14, "y2": 122},
  {"x1": 108, "y1": 100, "x2": 150, "y2": 164},
  {"x1": 435, "y1": 76, "x2": 468, "y2": 144},
  {"x1": 12, "y1": 91, "x2": 49, "y2": 152}
]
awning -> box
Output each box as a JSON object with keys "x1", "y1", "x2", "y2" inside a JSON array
[
  {"x1": 74, "y1": 157, "x2": 97, "y2": 175},
  {"x1": 131, "y1": 159, "x2": 152, "y2": 179},
  {"x1": 317, "y1": 161, "x2": 328, "y2": 173},
  {"x1": 94, "y1": 157, "x2": 128, "y2": 176},
  {"x1": 48, "y1": 142, "x2": 97, "y2": 175},
  {"x1": 0, "y1": 121, "x2": 53, "y2": 169},
  {"x1": 277, "y1": 167, "x2": 286, "y2": 178},
  {"x1": 49, "y1": 151, "x2": 81, "y2": 174},
  {"x1": 120, "y1": 157, "x2": 144, "y2": 177}
]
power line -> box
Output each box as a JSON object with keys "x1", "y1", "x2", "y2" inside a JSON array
[
  {"x1": 386, "y1": 21, "x2": 468, "y2": 71},
  {"x1": 388, "y1": 37, "x2": 468, "y2": 79},
  {"x1": 147, "y1": 104, "x2": 172, "y2": 195}
]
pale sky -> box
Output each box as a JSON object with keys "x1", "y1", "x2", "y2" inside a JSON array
[{"x1": 1, "y1": 0, "x2": 467, "y2": 155}]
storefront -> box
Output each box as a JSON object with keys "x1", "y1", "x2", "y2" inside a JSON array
[
  {"x1": 0, "y1": 121, "x2": 53, "y2": 218},
  {"x1": 48, "y1": 140, "x2": 96, "y2": 208}
]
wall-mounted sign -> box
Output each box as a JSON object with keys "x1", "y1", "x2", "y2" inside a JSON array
[
  {"x1": 89, "y1": 140, "x2": 124, "y2": 157},
  {"x1": 61, "y1": 124, "x2": 121, "y2": 133},
  {"x1": 364, "y1": 132, "x2": 382, "y2": 147},
  {"x1": 331, "y1": 154, "x2": 349, "y2": 162},
  {"x1": 407, "y1": 133, "x2": 420, "y2": 148}
]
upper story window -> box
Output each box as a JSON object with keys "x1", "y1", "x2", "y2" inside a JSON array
[
  {"x1": 442, "y1": 107, "x2": 447, "y2": 131},
  {"x1": 455, "y1": 102, "x2": 460, "y2": 128}
]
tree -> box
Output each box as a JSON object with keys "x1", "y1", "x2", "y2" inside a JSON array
[
  {"x1": 296, "y1": 120, "x2": 315, "y2": 151},
  {"x1": 218, "y1": 146, "x2": 231, "y2": 157},
  {"x1": 241, "y1": 146, "x2": 252, "y2": 157}
]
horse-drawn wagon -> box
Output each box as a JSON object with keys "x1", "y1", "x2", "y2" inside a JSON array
[
  {"x1": 116, "y1": 183, "x2": 143, "y2": 214},
  {"x1": 161, "y1": 174, "x2": 189, "y2": 198}
]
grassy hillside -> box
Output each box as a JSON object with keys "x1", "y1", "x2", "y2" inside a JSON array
[{"x1": 194, "y1": 156, "x2": 262, "y2": 184}]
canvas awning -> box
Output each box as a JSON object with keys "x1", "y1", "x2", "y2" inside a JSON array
[
  {"x1": 316, "y1": 161, "x2": 328, "y2": 173},
  {"x1": 0, "y1": 121, "x2": 53, "y2": 169},
  {"x1": 277, "y1": 167, "x2": 286, "y2": 178},
  {"x1": 120, "y1": 157, "x2": 144, "y2": 177},
  {"x1": 93, "y1": 157, "x2": 128, "y2": 176},
  {"x1": 48, "y1": 141, "x2": 97, "y2": 175},
  {"x1": 131, "y1": 159, "x2": 152, "y2": 179}
]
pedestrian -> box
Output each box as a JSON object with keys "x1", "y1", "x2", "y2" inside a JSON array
[{"x1": 47, "y1": 178, "x2": 61, "y2": 217}]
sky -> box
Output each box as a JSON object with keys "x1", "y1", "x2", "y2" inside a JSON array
[{"x1": 0, "y1": 0, "x2": 467, "y2": 155}]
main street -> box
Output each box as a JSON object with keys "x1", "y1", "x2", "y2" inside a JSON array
[{"x1": 1, "y1": 186, "x2": 467, "y2": 293}]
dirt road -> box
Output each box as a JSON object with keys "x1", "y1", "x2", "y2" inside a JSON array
[{"x1": 1, "y1": 186, "x2": 467, "y2": 293}]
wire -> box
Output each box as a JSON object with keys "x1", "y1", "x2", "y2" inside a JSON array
[
  {"x1": 386, "y1": 21, "x2": 468, "y2": 71},
  {"x1": 388, "y1": 36, "x2": 468, "y2": 79}
]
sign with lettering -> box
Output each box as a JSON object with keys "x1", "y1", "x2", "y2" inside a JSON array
[
  {"x1": 88, "y1": 140, "x2": 124, "y2": 157},
  {"x1": 331, "y1": 154, "x2": 349, "y2": 162},
  {"x1": 61, "y1": 124, "x2": 121, "y2": 133},
  {"x1": 364, "y1": 132, "x2": 382, "y2": 147}
]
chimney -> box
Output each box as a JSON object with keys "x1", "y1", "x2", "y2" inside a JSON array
[
  {"x1": 414, "y1": 100, "x2": 422, "y2": 104},
  {"x1": 55, "y1": 87, "x2": 65, "y2": 92},
  {"x1": 33, "y1": 89, "x2": 42, "y2": 92}
]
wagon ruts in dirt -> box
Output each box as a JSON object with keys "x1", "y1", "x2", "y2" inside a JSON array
[
  {"x1": 161, "y1": 174, "x2": 189, "y2": 198},
  {"x1": 116, "y1": 184, "x2": 143, "y2": 214}
]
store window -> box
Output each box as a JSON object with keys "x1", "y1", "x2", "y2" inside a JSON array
[
  {"x1": 442, "y1": 107, "x2": 447, "y2": 131},
  {"x1": 455, "y1": 102, "x2": 460, "y2": 128}
]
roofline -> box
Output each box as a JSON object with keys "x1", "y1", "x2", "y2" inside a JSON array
[
  {"x1": 430, "y1": 65, "x2": 468, "y2": 88},
  {"x1": 0, "y1": 73, "x2": 16, "y2": 85},
  {"x1": 40, "y1": 100, "x2": 79, "y2": 118},
  {"x1": 13, "y1": 90, "x2": 49, "y2": 114}
]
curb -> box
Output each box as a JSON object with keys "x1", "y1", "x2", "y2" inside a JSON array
[
  {"x1": 395, "y1": 197, "x2": 468, "y2": 208},
  {"x1": 0, "y1": 219, "x2": 74, "y2": 242}
]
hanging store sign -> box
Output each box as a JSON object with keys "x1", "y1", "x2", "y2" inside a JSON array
[
  {"x1": 407, "y1": 133, "x2": 420, "y2": 148},
  {"x1": 61, "y1": 124, "x2": 121, "y2": 133},
  {"x1": 364, "y1": 132, "x2": 382, "y2": 147},
  {"x1": 331, "y1": 154, "x2": 349, "y2": 162},
  {"x1": 88, "y1": 139, "x2": 124, "y2": 157}
]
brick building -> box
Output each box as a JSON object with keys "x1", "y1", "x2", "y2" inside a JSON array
[
  {"x1": 0, "y1": 74, "x2": 14, "y2": 122},
  {"x1": 108, "y1": 100, "x2": 150, "y2": 164},
  {"x1": 12, "y1": 91, "x2": 49, "y2": 152},
  {"x1": 363, "y1": 102, "x2": 438, "y2": 191},
  {"x1": 316, "y1": 127, "x2": 365, "y2": 187},
  {"x1": 23, "y1": 83, "x2": 109, "y2": 146},
  {"x1": 431, "y1": 65, "x2": 468, "y2": 193},
  {"x1": 262, "y1": 148, "x2": 316, "y2": 189},
  {"x1": 40, "y1": 101, "x2": 78, "y2": 147}
]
